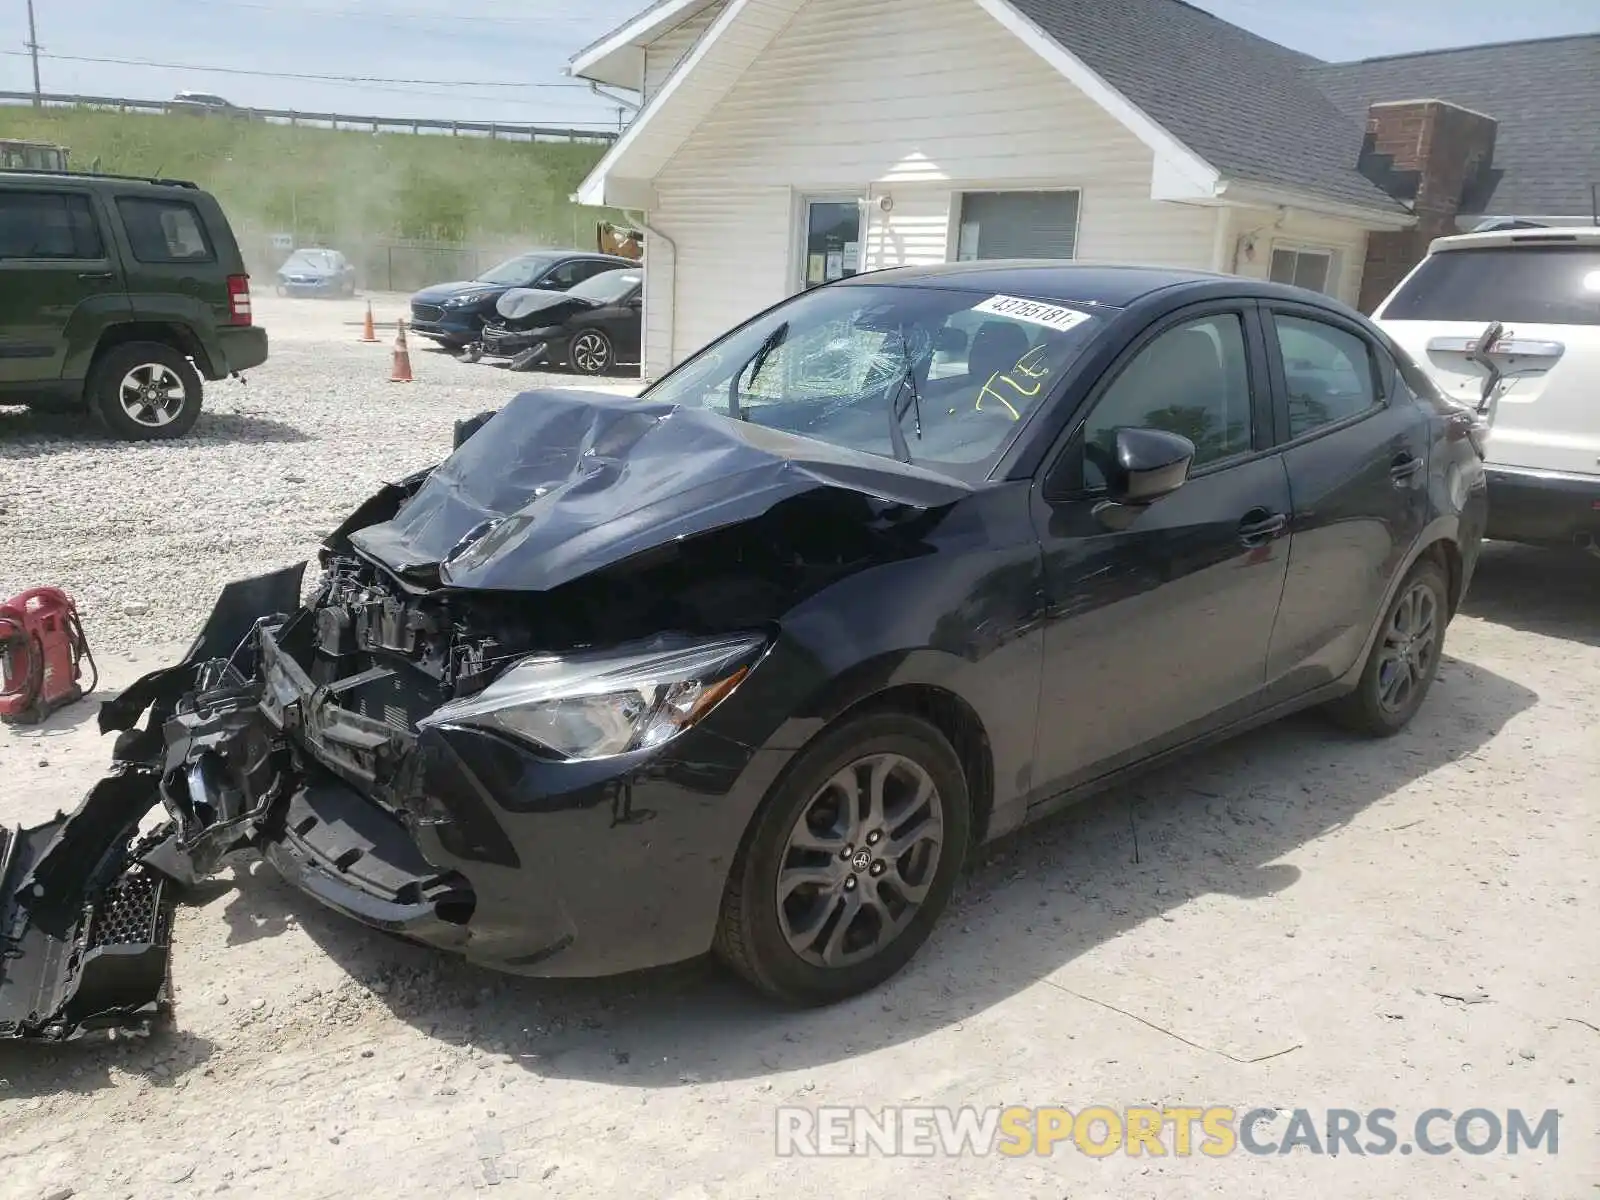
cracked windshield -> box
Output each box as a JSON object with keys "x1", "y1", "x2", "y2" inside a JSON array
[{"x1": 647, "y1": 285, "x2": 1102, "y2": 472}]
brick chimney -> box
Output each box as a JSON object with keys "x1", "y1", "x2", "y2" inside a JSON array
[{"x1": 1357, "y1": 99, "x2": 1498, "y2": 312}]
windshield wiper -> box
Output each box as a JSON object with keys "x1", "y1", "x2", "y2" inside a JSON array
[
  {"x1": 729, "y1": 322, "x2": 788, "y2": 422},
  {"x1": 884, "y1": 334, "x2": 921, "y2": 464}
]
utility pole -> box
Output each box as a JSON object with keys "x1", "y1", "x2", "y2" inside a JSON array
[{"x1": 25, "y1": 0, "x2": 42, "y2": 106}]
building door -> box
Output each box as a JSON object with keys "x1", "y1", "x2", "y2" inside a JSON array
[{"x1": 797, "y1": 197, "x2": 863, "y2": 291}]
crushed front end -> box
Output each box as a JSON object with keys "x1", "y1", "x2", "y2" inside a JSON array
[
  {"x1": 4, "y1": 392, "x2": 974, "y2": 1007},
  {"x1": 476, "y1": 320, "x2": 558, "y2": 370}
]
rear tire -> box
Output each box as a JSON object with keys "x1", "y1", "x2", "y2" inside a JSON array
[
  {"x1": 1325, "y1": 557, "x2": 1450, "y2": 737},
  {"x1": 87, "y1": 342, "x2": 203, "y2": 441},
  {"x1": 714, "y1": 713, "x2": 971, "y2": 1006}
]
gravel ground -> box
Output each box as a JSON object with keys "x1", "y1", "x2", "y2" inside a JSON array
[
  {"x1": 0, "y1": 292, "x2": 640, "y2": 653},
  {"x1": 0, "y1": 297, "x2": 1596, "y2": 1199}
]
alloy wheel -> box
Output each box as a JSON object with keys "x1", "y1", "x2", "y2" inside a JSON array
[
  {"x1": 1376, "y1": 581, "x2": 1439, "y2": 714},
  {"x1": 572, "y1": 332, "x2": 609, "y2": 373},
  {"x1": 775, "y1": 753, "x2": 945, "y2": 968},
  {"x1": 118, "y1": 363, "x2": 188, "y2": 428}
]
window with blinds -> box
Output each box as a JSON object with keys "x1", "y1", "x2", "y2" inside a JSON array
[{"x1": 955, "y1": 190, "x2": 1081, "y2": 261}]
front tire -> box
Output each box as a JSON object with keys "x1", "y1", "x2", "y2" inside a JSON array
[
  {"x1": 714, "y1": 713, "x2": 971, "y2": 1006},
  {"x1": 568, "y1": 330, "x2": 613, "y2": 376},
  {"x1": 87, "y1": 342, "x2": 203, "y2": 441},
  {"x1": 1326, "y1": 557, "x2": 1449, "y2": 736}
]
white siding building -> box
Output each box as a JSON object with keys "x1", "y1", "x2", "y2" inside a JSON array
[{"x1": 570, "y1": 0, "x2": 1416, "y2": 378}]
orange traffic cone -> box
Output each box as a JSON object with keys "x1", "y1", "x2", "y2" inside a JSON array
[
  {"x1": 390, "y1": 318, "x2": 414, "y2": 383},
  {"x1": 361, "y1": 300, "x2": 378, "y2": 343}
]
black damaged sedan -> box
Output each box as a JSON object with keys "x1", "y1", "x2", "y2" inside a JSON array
[
  {"x1": 471, "y1": 266, "x2": 642, "y2": 375},
  {"x1": 1, "y1": 263, "x2": 1490, "y2": 1036}
]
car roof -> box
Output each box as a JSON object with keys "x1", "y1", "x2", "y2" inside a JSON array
[
  {"x1": 840, "y1": 260, "x2": 1349, "y2": 311},
  {"x1": 0, "y1": 169, "x2": 201, "y2": 193},
  {"x1": 1427, "y1": 226, "x2": 1600, "y2": 254}
]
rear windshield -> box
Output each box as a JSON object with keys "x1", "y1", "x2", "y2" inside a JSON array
[{"x1": 1383, "y1": 245, "x2": 1600, "y2": 326}]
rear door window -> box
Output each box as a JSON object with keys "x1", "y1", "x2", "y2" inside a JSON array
[
  {"x1": 0, "y1": 191, "x2": 104, "y2": 259},
  {"x1": 1271, "y1": 314, "x2": 1381, "y2": 439},
  {"x1": 116, "y1": 197, "x2": 215, "y2": 264},
  {"x1": 1382, "y1": 246, "x2": 1600, "y2": 326}
]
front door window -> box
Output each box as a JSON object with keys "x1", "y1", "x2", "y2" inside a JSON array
[{"x1": 800, "y1": 199, "x2": 862, "y2": 290}]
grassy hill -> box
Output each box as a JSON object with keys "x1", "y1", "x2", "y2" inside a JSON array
[{"x1": 2, "y1": 108, "x2": 615, "y2": 282}]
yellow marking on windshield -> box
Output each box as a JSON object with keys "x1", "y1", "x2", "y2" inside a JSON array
[
  {"x1": 975, "y1": 346, "x2": 1053, "y2": 420},
  {"x1": 1012, "y1": 344, "x2": 1051, "y2": 378},
  {"x1": 977, "y1": 375, "x2": 1023, "y2": 419}
]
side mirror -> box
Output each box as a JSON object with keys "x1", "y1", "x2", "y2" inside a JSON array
[
  {"x1": 934, "y1": 326, "x2": 968, "y2": 356},
  {"x1": 1103, "y1": 427, "x2": 1194, "y2": 505},
  {"x1": 627, "y1": 294, "x2": 642, "y2": 308}
]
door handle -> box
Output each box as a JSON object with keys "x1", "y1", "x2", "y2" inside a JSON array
[
  {"x1": 1238, "y1": 512, "x2": 1287, "y2": 545},
  {"x1": 77, "y1": 271, "x2": 115, "y2": 282},
  {"x1": 1390, "y1": 453, "x2": 1423, "y2": 483}
]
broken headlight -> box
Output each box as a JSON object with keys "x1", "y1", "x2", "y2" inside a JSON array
[{"x1": 420, "y1": 635, "x2": 766, "y2": 761}]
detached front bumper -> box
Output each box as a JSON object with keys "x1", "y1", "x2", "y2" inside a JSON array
[
  {"x1": 0, "y1": 790, "x2": 173, "y2": 1043},
  {"x1": 0, "y1": 566, "x2": 311, "y2": 1043},
  {"x1": 478, "y1": 326, "x2": 562, "y2": 367}
]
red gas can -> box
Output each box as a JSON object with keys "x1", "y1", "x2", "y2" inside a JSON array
[{"x1": 0, "y1": 587, "x2": 98, "y2": 725}]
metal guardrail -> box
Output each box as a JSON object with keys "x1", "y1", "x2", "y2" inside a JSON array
[{"x1": 0, "y1": 90, "x2": 618, "y2": 144}]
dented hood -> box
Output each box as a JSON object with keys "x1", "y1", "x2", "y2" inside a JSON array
[{"x1": 348, "y1": 389, "x2": 972, "y2": 592}]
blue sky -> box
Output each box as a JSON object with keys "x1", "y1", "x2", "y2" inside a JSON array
[{"x1": 0, "y1": 0, "x2": 1594, "y2": 128}]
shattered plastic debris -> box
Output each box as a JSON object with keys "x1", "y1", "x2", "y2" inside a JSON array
[{"x1": 0, "y1": 565, "x2": 306, "y2": 1043}]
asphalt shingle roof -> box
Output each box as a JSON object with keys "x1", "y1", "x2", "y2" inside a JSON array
[
  {"x1": 1007, "y1": 1, "x2": 1599, "y2": 220},
  {"x1": 1006, "y1": 0, "x2": 1405, "y2": 213},
  {"x1": 1308, "y1": 35, "x2": 1600, "y2": 218}
]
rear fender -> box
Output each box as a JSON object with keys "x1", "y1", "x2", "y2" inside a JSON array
[{"x1": 1339, "y1": 517, "x2": 1464, "y2": 691}]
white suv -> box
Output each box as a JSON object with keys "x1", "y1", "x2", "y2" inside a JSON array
[{"x1": 1373, "y1": 226, "x2": 1600, "y2": 556}]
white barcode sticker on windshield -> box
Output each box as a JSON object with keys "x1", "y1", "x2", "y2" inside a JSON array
[{"x1": 971, "y1": 294, "x2": 1093, "y2": 332}]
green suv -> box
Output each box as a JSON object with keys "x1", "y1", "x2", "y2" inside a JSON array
[{"x1": 0, "y1": 170, "x2": 268, "y2": 440}]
